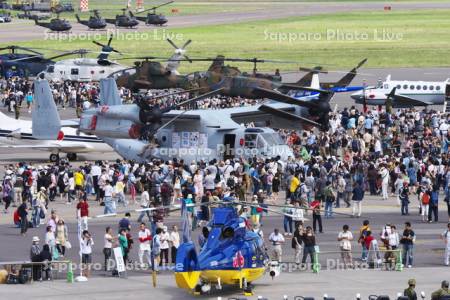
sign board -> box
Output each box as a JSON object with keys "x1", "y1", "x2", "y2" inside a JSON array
[{"x1": 113, "y1": 247, "x2": 126, "y2": 273}]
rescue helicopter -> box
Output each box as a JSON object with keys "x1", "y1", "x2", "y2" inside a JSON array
[
  {"x1": 38, "y1": 36, "x2": 127, "y2": 82},
  {"x1": 75, "y1": 9, "x2": 107, "y2": 30},
  {"x1": 105, "y1": 8, "x2": 139, "y2": 28},
  {"x1": 134, "y1": 1, "x2": 174, "y2": 26},
  {"x1": 175, "y1": 201, "x2": 269, "y2": 295},
  {"x1": 33, "y1": 12, "x2": 72, "y2": 32}
]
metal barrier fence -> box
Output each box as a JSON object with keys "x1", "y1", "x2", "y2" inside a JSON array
[
  {"x1": 272, "y1": 248, "x2": 404, "y2": 273},
  {"x1": 0, "y1": 260, "x2": 73, "y2": 284}
]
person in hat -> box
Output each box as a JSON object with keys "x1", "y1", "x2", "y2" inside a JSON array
[
  {"x1": 441, "y1": 222, "x2": 450, "y2": 266},
  {"x1": 2, "y1": 175, "x2": 13, "y2": 213},
  {"x1": 403, "y1": 279, "x2": 417, "y2": 300},
  {"x1": 431, "y1": 280, "x2": 450, "y2": 300},
  {"x1": 30, "y1": 236, "x2": 42, "y2": 281},
  {"x1": 399, "y1": 181, "x2": 410, "y2": 216}
]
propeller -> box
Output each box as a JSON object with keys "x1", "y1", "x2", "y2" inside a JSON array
[{"x1": 167, "y1": 38, "x2": 192, "y2": 62}]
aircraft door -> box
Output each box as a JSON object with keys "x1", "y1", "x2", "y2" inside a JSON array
[
  {"x1": 223, "y1": 134, "x2": 236, "y2": 160},
  {"x1": 446, "y1": 84, "x2": 450, "y2": 99},
  {"x1": 70, "y1": 68, "x2": 79, "y2": 80}
]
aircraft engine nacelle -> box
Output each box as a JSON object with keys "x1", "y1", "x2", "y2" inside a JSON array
[
  {"x1": 79, "y1": 115, "x2": 142, "y2": 139},
  {"x1": 104, "y1": 138, "x2": 154, "y2": 163},
  {"x1": 94, "y1": 105, "x2": 141, "y2": 124}
]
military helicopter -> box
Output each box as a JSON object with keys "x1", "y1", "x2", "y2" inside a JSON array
[
  {"x1": 116, "y1": 55, "x2": 334, "y2": 130},
  {"x1": 75, "y1": 9, "x2": 107, "y2": 30},
  {"x1": 39, "y1": 36, "x2": 126, "y2": 82},
  {"x1": 35, "y1": 76, "x2": 330, "y2": 164},
  {"x1": 33, "y1": 12, "x2": 72, "y2": 31},
  {"x1": 105, "y1": 8, "x2": 139, "y2": 28},
  {"x1": 135, "y1": 1, "x2": 173, "y2": 26},
  {"x1": 0, "y1": 45, "x2": 84, "y2": 78}
]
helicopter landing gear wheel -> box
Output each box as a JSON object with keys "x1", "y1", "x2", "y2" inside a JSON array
[
  {"x1": 49, "y1": 153, "x2": 59, "y2": 162},
  {"x1": 66, "y1": 153, "x2": 77, "y2": 161},
  {"x1": 243, "y1": 279, "x2": 253, "y2": 296}
]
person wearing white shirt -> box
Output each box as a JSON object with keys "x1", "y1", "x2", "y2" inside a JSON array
[
  {"x1": 159, "y1": 226, "x2": 170, "y2": 269},
  {"x1": 138, "y1": 223, "x2": 152, "y2": 268},
  {"x1": 103, "y1": 226, "x2": 114, "y2": 271},
  {"x1": 268, "y1": 229, "x2": 285, "y2": 262},
  {"x1": 169, "y1": 225, "x2": 180, "y2": 266},
  {"x1": 103, "y1": 181, "x2": 116, "y2": 214},
  {"x1": 137, "y1": 189, "x2": 151, "y2": 223},
  {"x1": 80, "y1": 230, "x2": 94, "y2": 277},
  {"x1": 379, "y1": 165, "x2": 389, "y2": 200},
  {"x1": 441, "y1": 223, "x2": 450, "y2": 266},
  {"x1": 338, "y1": 225, "x2": 353, "y2": 267},
  {"x1": 291, "y1": 202, "x2": 305, "y2": 229},
  {"x1": 388, "y1": 226, "x2": 400, "y2": 250}
]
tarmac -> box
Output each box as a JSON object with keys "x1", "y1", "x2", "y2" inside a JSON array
[{"x1": 2, "y1": 1, "x2": 450, "y2": 43}]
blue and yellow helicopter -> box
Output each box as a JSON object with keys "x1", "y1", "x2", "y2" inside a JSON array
[{"x1": 174, "y1": 200, "x2": 274, "y2": 296}]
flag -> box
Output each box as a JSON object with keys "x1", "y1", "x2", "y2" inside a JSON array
[
  {"x1": 136, "y1": 0, "x2": 143, "y2": 10},
  {"x1": 79, "y1": 0, "x2": 89, "y2": 12}
]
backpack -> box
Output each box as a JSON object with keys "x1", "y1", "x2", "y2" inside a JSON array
[
  {"x1": 214, "y1": 167, "x2": 221, "y2": 184},
  {"x1": 351, "y1": 139, "x2": 360, "y2": 152},
  {"x1": 421, "y1": 192, "x2": 430, "y2": 205},
  {"x1": 226, "y1": 177, "x2": 235, "y2": 189},
  {"x1": 160, "y1": 183, "x2": 170, "y2": 196}
]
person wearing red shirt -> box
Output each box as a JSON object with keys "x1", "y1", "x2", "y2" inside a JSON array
[
  {"x1": 310, "y1": 199, "x2": 323, "y2": 233},
  {"x1": 77, "y1": 198, "x2": 89, "y2": 231}
]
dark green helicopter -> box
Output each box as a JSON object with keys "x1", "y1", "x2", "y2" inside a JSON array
[
  {"x1": 135, "y1": 1, "x2": 173, "y2": 26},
  {"x1": 105, "y1": 8, "x2": 139, "y2": 28},
  {"x1": 75, "y1": 9, "x2": 107, "y2": 30},
  {"x1": 33, "y1": 12, "x2": 71, "y2": 32}
]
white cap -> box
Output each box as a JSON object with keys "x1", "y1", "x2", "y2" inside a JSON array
[{"x1": 32, "y1": 236, "x2": 40, "y2": 242}]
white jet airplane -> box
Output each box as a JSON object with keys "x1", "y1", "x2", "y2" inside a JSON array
[
  {"x1": 351, "y1": 75, "x2": 450, "y2": 107},
  {"x1": 0, "y1": 80, "x2": 113, "y2": 162}
]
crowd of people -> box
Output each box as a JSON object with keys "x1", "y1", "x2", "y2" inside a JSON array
[
  {"x1": 0, "y1": 76, "x2": 450, "y2": 297},
  {"x1": 0, "y1": 76, "x2": 262, "y2": 121}
]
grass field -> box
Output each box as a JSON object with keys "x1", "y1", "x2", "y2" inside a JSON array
[{"x1": 2, "y1": 8, "x2": 450, "y2": 72}]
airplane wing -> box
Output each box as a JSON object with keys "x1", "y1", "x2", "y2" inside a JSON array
[
  {"x1": 387, "y1": 88, "x2": 433, "y2": 107},
  {"x1": 0, "y1": 143, "x2": 92, "y2": 152},
  {"x1": 61, "y1": 119, "x2": 80, "y2": 127},
  {"x1": 390, "y1": 94, "x2": 433, "y2": 107}
]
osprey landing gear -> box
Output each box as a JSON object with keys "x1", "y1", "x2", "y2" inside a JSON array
[
  {"x1": 66, "y1": 153, "x2": 77, "y2": 161},
  {"x1": 49, "y1": 153, "x2": 59, "y2": 162}
]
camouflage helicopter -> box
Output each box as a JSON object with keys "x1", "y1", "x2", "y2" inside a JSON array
[{"x1": 114, "y1": 55, "x2": 334, "y2": 129}]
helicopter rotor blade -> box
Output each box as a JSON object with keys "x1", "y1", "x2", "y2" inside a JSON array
[
  {"x1": 258, "y1": 105, "x2": 321, "y2": 128},
  {"x1": 166, "y1": 38, "x2": 178, "y2": 50},
  {"x1": 92, "y1": 40, "x2": 105, "y2": 48},
  {"x1": 183, "y1": 55, "x2": 192, "y2": 63},
  {"x1": 107, "y1": 35, "x2": 113, "y2": 46},
  {"x1": 181, "y1": 39, "x2": 192, "y2": 49}
]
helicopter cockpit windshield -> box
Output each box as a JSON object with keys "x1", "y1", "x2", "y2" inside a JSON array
[{"x1": 244, "y1": 132, "x2": 283, "y2": 150}]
